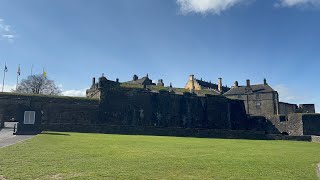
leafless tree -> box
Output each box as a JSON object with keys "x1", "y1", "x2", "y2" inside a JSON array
[{"x1": 14, "y1": 74, "x2": 61, "y2": 95}]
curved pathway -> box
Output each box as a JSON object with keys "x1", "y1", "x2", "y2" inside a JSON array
[{"x1": 0, "y1": 122, "x2": 34, "y2": 148}]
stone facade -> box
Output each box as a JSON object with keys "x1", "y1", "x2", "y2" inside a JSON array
[
  {"x1": 224, "y1": 79, "x2": 279, "y2": 116},
  {"x1": 185, "y1": 75, "x2": 230, "y2": 94},
  {"x1": 224, "y1": 79, "x2": 316, "y2": 116}
]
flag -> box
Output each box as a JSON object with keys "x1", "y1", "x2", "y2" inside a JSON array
[
  {"x1": 43, "y1": 67, "x2": 47, "y2": 77},
  {"x1": 17, "y1": 64, "x2": 21, "y2": 76},
  {"x1": 4, "y1": 64, "x2": 8, "y2": 72}
]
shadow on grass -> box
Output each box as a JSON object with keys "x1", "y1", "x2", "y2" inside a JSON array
[{"x1": 41, "y1": 132, "x2": 71, "y2": 136}]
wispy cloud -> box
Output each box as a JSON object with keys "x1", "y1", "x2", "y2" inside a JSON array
[
  {"x1": 276, "y1": 0, "x2": 320, "y2": 7},
  {"x1": 176, "y1": 0, "x2": 250, "y2": 15},
  {"x1": 62, "y1": 89, "x2": 86, "y2": 97},
  {"x1": 273, "y1": 84, "x2": 303, "y2": 103},
  {"x1": 0, "y1": 18, "x2": 16, "y2": 42},
  {"x1": 274, "y1": 84, "x2": 319, "y2": 113}
]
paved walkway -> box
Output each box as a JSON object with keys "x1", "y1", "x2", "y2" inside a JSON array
[{"x1": 0, "y1": 122, "x2": 35, "y2": 148}]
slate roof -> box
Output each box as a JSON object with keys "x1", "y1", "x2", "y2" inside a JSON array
[
  {"x1": 195, "y1": 79, "x2": 230, "y2": 92},
  {"x1": 125, "y1": 76, "x2": 154, "y2": 85},
  {"x1": 224, "y1": 84, "x2": 276, "y2": 95}
]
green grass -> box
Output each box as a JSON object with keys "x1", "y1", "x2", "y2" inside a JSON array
[{"x1": 1, "y1": 133, "x2": 320, "y2": 180}]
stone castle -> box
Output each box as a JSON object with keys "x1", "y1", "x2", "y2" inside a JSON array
[
  {"x1": 85, "y1": 74, "x2": 318, "y2": 136},
  {"x1": 0, "y1": 73, "x2": 319, "y2": 140}
]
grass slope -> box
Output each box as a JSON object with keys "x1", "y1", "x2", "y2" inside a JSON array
[{"x1": 1, "y1": 132, "x2": 320, "y2": 180}]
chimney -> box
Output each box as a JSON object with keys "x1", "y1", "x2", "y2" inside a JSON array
[
  {"x1": 218, "y1": 78, "x2": 223, "y2": 92},
  {"x1": 246, "y1": 79, "x2": 251, "y2": 87},
  {"x1": 234, "y1": 81, "x2": 239, "y2": 87},
  {"x1": 133, "y1": 75, "x2": 138, "y2": 81},
  {"x1": 92, "y1": 77, "x2": 96, "y2": 87},
  {"x1": 116, "y1": 78, "x2": 119, "y2": 83},
  {"x1": 189, "y1": 75, "x2": 195, "y2": 92},
  {"x1": 264, "y1": 78, "x2": 267, "y2": 85},
  {"x1": 189, "y1": 75, "x2": 195, "y2": 81}
]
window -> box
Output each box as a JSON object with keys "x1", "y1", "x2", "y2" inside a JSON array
[
  {"x1": 256, "y1": 102, "x2": 261, "y2": 109},
  {"x1": 24, "y1": 111, "x2": 36, "y2": 124},
  {"x1": 279, "y1": 116, "x2": 287, "y2": 122},
  {"x1": 256, "y1": 93, "x2": 261, "y2": 99}
]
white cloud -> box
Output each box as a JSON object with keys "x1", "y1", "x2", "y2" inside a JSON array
[
  {"x1": 0, "y1": 18, "x2": 16, "y2": 42},
  {"x1": 276, "y1": 0, "x2": 320, "y2": 7},
  {"x1": 62, "y1": 89, "x2": 86, "y2": 97},
  {"x1": 0, "y1": 84, "x2": 16, "y2": 92},
  {"x1": 176, "y1": 0, "x2": 250, "y2": 15}
]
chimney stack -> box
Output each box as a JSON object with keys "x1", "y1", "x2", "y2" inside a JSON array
[
  {"x1": 264, "y1": 78, "x2": 267, "y2": 85},
  {"x1": 246, "y1": 79, "x2": 251, "y2": 87},
  {"x1": 234, "y1": 81, "x2": 239, "y2": 87},
  {"x1": 218, "y1": 78, "x2": 223, "y2": 92},
  {"x1": 190, "y1": 75, "x2": 195, "y2": 92},
  {"x1": 92, "y1": 77, "x2": 96, "y2": 87},
  {"x1": 133, "y1": 75, "x2": 138, "y2": 81}
]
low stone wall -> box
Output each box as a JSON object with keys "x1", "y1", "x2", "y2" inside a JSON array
[
  {"x1": 41, "y1": 123, "x2": 318, "y2": 141},
  {"x1": 311, "y1": 136, "x2": 320, "y2": 143}
]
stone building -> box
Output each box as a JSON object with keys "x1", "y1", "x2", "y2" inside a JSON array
[
  {"x1": 224, "y1": 79, "x2": 316, "y2": 117},
  {"x1": 125, "y1": 74, "x2": 155, "y2": 86},
  {"x1": 185, "y1": 75, "x2": 230, "y2": 94}
]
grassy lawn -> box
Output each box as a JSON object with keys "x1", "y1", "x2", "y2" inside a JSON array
[{"x1": 1, "y1": 133, "x2": 320, "y2": 180}]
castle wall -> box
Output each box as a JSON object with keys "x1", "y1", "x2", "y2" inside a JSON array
[
  {"x1": 0, "y1": 109, "x2": 4, "y2": 129},
  {"x1": 265, "y1": 114, "x2": 320, "y2": 136},
  {"x1": 286, "y1": 114, "x2": 304, "y2": 136},
  {"x1": 0, "y1": 93, "x2": 99, "y2": 133},
  {"x1": 98, "y1": 87, "x2": 248, "y2": 131},
  {"x1": 301, "y1": 114, "x2": 320, "y2": 135},
  {"x1": 278, "y1": 102, "x2": 297, "y2": 115},
  {"x1": 299, "y1": 104, "x2": 316, "y2": 113}
]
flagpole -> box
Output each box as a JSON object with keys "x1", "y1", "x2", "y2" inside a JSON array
[
  {"x1": 16, "y1": 64, "x2": 20, "y2": 91},
  {"x1": 2, "y1": 63, "x2": 6, "y2": 93}
]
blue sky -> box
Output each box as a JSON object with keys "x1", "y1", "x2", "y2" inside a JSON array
[{"x1": 0, "y1": 0, "x2": 319, "y2": 111}]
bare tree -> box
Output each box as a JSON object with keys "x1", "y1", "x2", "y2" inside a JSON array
[{"x1": 14, "y1": 74, "x2": 61, "y2": 95}]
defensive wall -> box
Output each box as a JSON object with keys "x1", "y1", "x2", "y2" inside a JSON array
[{"x1": 0, "y1": 93, "x2": 99, "y2": 134}]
